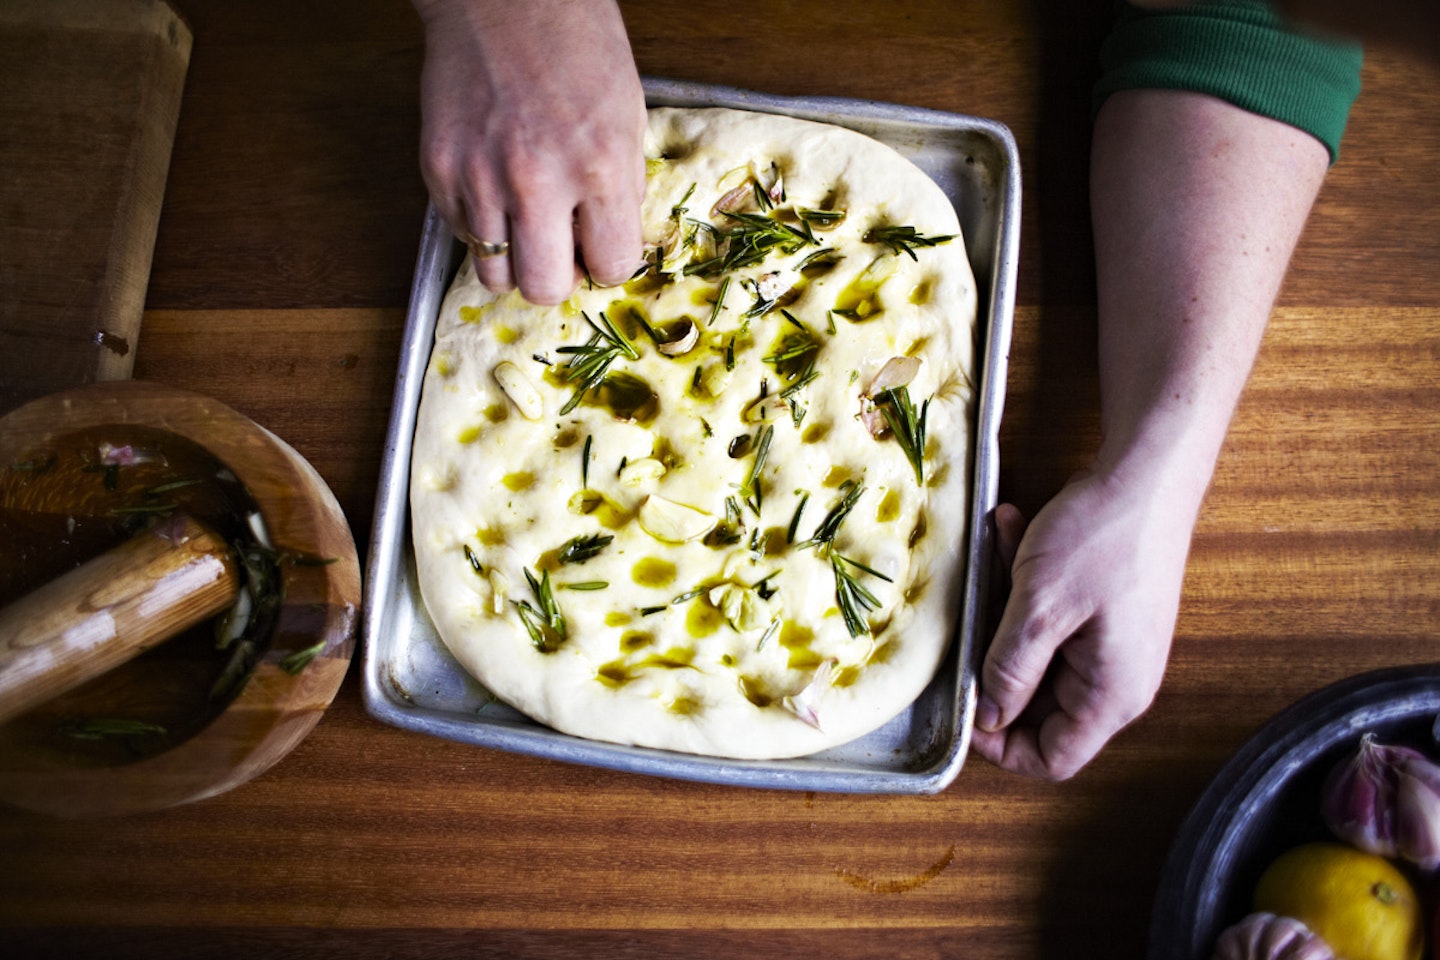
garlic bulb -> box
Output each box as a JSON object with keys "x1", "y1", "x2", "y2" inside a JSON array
[
  {"x1": 1321, "y1": 733, "x2": 1440, "y2": 871},
  {"x1": 1211, "y1": 912, "x2": 1335, "y2": 960}
]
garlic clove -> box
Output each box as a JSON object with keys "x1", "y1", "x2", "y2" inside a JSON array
[
  {"x1": 1397, "y1": 753, "x2": 1440, "y2": 870},
  {"x1": 1211, "y1": 912, "x2": 1335, "y2": 960},
  {"x1": 654, "y1": 317, "x2": 700, "y2": 357},
  {"x1": 865, "y1": 355, "x2": 922, "y2": 398},
  {"x1": 755, "y1": 271, "x2": 790, "y2": 304},
  {"x1": 1321, "y1": 732, "x2": 1397, "y2": 856},
  {"x1": 637, "y1": 495, "x2": 713, "y2": 544},
  {"x1": 493, "y1": 361, "x2": 544, "y2": 421},
  {"x1": 486, "y1": 569, "x2": 509, "y2": 616},
  {"x1": 618, "y1": 456, "x2": 667, "y2": 487},
  {"x1": 781, "y1": 659, "x2": 836, "y2": 731},
  {"x1": 1321, "y1": 732, "x2": 1440, "y2": 872}
]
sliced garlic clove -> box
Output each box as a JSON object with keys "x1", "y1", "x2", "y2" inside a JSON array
[
  {"x1": 637, "y1": 495, "x2": 713, "y2": 544},
  {"x1": 487, "y1": 570, "x2": 509, "y2": 616},
  {"x1": 742, "y1": 395, "x2": 787, "y2": 424},
  {"x1": 756, "y1": 271, "x2": 790, "y2": 304},
  {"x1": 866, "y1": 355, "x2": 922, "y2": 397},
  {"x1": 655, "y1": 318, "x2": 700, "y2": 357},
  {"x1": 758, "y1": 161, "x2": 785, "y2": 205},
  {"x1": 618, "y1": 457, "x2": 667, "y2": 487},
  {"x1": 697, "y1": 363, "x2": 731, "y2": 398},
  {"x1": 708, "y1": 583, "x2": 761, "y2": 632},
  {"x1": 782, "y1": 659, "x2": 837, "y2": 731},
  {"x1": 492, "y1": 361, "x2": 543, "y2": 421}
]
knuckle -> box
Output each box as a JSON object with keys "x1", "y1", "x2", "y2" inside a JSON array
[{"x1": 983, "y1": 651, "x2": 1034, "y2": 696}]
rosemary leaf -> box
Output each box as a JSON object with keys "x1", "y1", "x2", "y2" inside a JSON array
[
  {"x1": 60, "y1": 718, "x2": 168, "y2": 741},
  {"x1": 741, "y1": 424, "x2": 775, "y2": 514},
  {"x1": 558, "y1": 533, "x2": 614, "y2": 565},
  {"x1": 279, "y1": 641, "x2": 326, "y2": 675},
  {"x1": 786, "y1": 493, "x2": 810, "y2": 544},
  {"x1": 797, "y1": 208, "x2": 846, "y2": 226},
  {"x1": 756, "y1": 619, "x2": 781, "y2": 652},
  {"x1": 708, "y1": 276, "x2": 731, "y2": 326},
  {"x1": 144, "y1": 478, "x2": 203, "y2": 495}
]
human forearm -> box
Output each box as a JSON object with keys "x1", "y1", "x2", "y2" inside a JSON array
[{"x1": 1090, "y1": 87, "x2": 1330, "y2": 514}]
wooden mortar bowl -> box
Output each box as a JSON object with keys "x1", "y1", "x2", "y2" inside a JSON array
[{"x1": 0, "y1": 381, "x2": 359, "y2": 817}]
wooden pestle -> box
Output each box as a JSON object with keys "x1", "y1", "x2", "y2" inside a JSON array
[{"x1": 0, "y1": 514, "x2": 240, "y2": 724}]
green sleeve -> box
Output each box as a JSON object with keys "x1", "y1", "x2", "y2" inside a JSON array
[{"x1": 1093, "y1": 1, "x2": 1363, "y2": 163}]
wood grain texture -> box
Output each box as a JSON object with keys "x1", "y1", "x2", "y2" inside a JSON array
[
  {"x1": 0, "y1": 0, "x2": 191, "y2": 412},
  {"x1": 0, "y1": 515, "x2": 238, "y2": 724},
  {"x1": 1, "y1": 0, "x2": 1438, "y2": 956}
]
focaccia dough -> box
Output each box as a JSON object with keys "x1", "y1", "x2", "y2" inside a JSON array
[{"x1": 410, "y1": 107, "x2": 977, "y2": 758}]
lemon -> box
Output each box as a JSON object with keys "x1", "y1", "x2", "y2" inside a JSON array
[{"x1": 1253, "y1": 841, "x2": 1422, "y2": 960}]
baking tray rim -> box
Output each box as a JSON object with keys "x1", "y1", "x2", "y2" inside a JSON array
[{"x1": 360, "y1": 77, "x2": 1020, "y2": 794}]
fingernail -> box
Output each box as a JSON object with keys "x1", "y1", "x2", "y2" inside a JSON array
[{"x1": 976, "y1": 695, "x2": 1000, "y2": 731}]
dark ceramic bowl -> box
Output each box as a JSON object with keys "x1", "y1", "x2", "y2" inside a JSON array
[{"x1": 1148, "y1": 663, "x2": 1440, "y2": 959}]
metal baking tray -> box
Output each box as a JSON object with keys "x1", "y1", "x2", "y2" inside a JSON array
[{"x1": 361, "y1": 77, "x2": 1019, "y2": 793}]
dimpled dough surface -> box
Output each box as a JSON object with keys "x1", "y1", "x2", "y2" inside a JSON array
[{"x1": 411, "y1": 107, "x2": 978, "y2": 759}]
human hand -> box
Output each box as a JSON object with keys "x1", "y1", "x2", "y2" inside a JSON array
[
  {"x1": 970, "y1": 467, "x2": 1197, "y2": 780},
  {"x1": 415, "y1": 0, "x2": 647, "y2": 304}
]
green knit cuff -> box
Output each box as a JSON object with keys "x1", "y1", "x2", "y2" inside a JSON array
[{"x1": 1094, "y1": 1, "x2": 1363, "y2": 163}]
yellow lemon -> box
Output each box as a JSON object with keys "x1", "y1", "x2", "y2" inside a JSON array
[{"x1": 1253, "y1": 841, "x2": 1422, "y2": 960}]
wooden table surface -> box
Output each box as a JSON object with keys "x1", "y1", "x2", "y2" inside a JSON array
[{"x1": 4, "y1": 1, "x2": 1439, "y2": 956}]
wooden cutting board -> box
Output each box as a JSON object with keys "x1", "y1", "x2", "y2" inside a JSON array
[{"x1": 0, "y1": 0, "x2": 191, "y2": 414}]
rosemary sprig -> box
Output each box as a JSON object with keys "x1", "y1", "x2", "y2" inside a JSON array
[
  {"x1": 683, "y1": 211, "x2": 814, "y2": 278},
  {"x1": 581, "y1": 434, "x2": 592, "y2": 487},
  {"x1": 831, "y1": 552, "x2": 890, "y2": 638},
  {"x1": 514, "y1": 567, "x2": 566, "y2": 652},
  {"x1": 464, "y1": 544, "x2": 484, "y2": 574},
  {"x1": 763, "y1": 327, "x2": 819, "y2": 370},
  {"x1": 789, "y1": 482, "x2": 889, "y2": 636},
  {"x1": 557, "y1": 311, "x2": 639, "y2": 415},
  {"x1": 798, "y1": 481, "x2": 864, "y2": 549},
  {"x1": 876, "y1": 385, "x2": 930, "y2": 485},
  {"x1": 863, "y1": 224, "x2": 954, "y2": 260},
  {"x1": 558, "y1": 533, "x2": 613, "y2": 565},
  {"x1": 561, "y1": 581, "x2": 609, "y2": 591}
]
